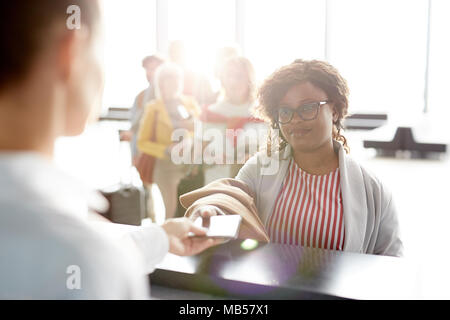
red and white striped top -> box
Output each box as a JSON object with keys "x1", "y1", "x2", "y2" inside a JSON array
[{"x1": 266, "y1": 159, "x2": 345, "y2": 250}]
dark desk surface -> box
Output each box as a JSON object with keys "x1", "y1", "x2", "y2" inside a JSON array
[{"x1": 150, "y1": 239, "x2": 419, "y2": 300}]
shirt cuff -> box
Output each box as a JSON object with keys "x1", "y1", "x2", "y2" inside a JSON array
[{"x1": 127, "y1": 224, "x2": 169, "y2": 274}]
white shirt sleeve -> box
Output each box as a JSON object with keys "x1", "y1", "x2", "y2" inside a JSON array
[
  {"x1": 90, "y1": 221, "x2": 169, "y2": 274},
  {"x1": 125, "y1": 224, "x2": 170, "y2": 274}
]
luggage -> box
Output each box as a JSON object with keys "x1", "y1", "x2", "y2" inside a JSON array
[
  {"x1": 175, "y1": 164, "x2": 205, "y2": 218},
  {"x1": 100, "y1": 183, "x2": 146, "y2": 225},
  {"x1": 99, "y1": 141, "x2": 146, "y2": 225}
]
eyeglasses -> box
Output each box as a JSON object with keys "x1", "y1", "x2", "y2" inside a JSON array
[{"x1": 277, "y1": 100, "x2": 329, "y2": 124}]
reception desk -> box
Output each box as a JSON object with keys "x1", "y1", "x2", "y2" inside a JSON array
[{"x1": 150, "y1": 239, "x2": 419, "y2": 300}]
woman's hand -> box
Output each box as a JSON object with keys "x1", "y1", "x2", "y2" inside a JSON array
[
  {"x1": 119, "y1": 130, "x2": 132, "y2": 142},
  {"x1": 161, "y1": 217, "x2": 221, "y2": 256},
  {"x1": 189, "y1": 205, "x2": 224, "y2": 221}
]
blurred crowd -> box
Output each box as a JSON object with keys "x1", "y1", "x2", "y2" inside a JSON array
[{"x1": 120, "y1": 41, "x2": 268, "y2": 222}]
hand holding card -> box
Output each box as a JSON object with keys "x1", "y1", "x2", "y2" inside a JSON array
[{"x1": 189, "y1": 215, "x2": 242, "y2": 239}]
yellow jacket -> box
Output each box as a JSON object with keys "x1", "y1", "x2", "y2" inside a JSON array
[{"x1": 137, "y1": 96, "x2": 200, "y2": 159}]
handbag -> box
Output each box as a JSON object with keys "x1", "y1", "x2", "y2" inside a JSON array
[
  {"x1": 134, "y1": 111, "x2": 159, "y2": 185},
  {"x1": 99, "y1": 142, "x2": 146, "y2": 226},
  {"x1": 175, "y1": 164, "x2": 205, "y2": 218}
]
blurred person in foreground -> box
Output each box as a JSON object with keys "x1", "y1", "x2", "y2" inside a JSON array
[{"x1": 0, "y1": 0, "x2": 219, "y2": 299}]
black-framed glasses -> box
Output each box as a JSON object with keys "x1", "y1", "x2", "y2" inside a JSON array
[{"x1": 277, "y1": 100, "x2": 329, "y2": 124}]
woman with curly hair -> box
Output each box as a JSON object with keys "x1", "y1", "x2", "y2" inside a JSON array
[{"x1": 181, "y1": 59, "x2": 403, "y2": 257}]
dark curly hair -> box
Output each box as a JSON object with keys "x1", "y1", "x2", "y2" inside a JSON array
[{"x1": 254, "y1": 59, "x2": 350, "y2": 155}]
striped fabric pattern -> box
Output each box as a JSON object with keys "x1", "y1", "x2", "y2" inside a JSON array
[{"x1": 266, "y1": 159, "x2": 345, "y2": 250}]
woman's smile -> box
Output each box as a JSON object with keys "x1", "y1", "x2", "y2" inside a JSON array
[{"x1": 288, "y1": 127, "x2": 312, "y2": 138}]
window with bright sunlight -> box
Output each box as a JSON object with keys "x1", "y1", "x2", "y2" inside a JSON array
[
  {"x1": 327, "y1": 0, "x2": 428, "y2": 121},
  {"x1": 427, "y1": 0, "x2": 450, "y2": 118},
  {"x1": 102, "y1": 0, "x2": 157, "y2": 110},
  {"x1": 167, "y1": 0, "x2": 236, "y2": 79},
  {"x1": 243, "y1": 0, "x2": 326, "y2": 82},
  {"x1": 100, "y1": 0, "x2": 449, "y2": 120}
]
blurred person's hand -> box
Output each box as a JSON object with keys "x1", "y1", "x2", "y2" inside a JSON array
[
  {"x1": 161, "y1": 217, "x2": 221, "y2": 256},
  {"x1": 119, "y1": 130, "x2": 133, "y2": 141},
  {"x1": 178, "y1": 118, "x2": 195, "y2": 131}
]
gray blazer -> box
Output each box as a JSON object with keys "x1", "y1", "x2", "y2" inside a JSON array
[{"x1": 236, "y1": 141, "x2": 403, "y2": 257}]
